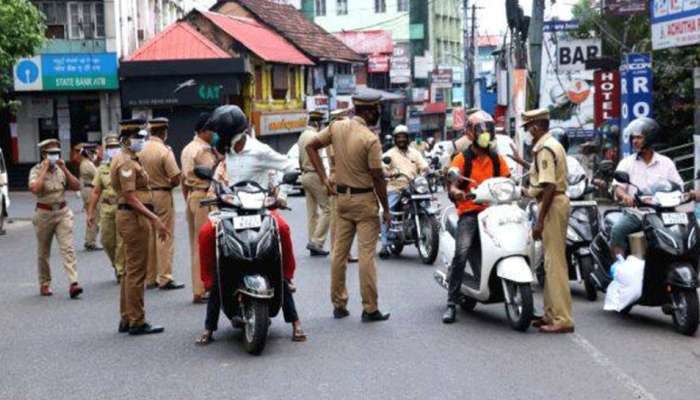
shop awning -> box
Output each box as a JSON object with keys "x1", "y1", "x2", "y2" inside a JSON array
[
  {"x1": 126, "y1": 22, "x2": 229, "y2": 62},
  {"x1": 202, "y1": 12, "x2": 314, "y2": 66},
  {"x1": 354, "y1": 85, "x2": 404, "y2": 102}
]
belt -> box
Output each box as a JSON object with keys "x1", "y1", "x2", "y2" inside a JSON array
[
  {"x1": 83, "y1": 184, "x2": 94, "y2": 188},
  {"x1": 151, "y1": 187, "x2": 172, "y2": 191},
  {"x1": 336, "y1": 185, "x2": 373, "y2": 194},
  {"x1": 36, "y1": 202, "x2": 67, "y2": 211},
  {"x1": 118, "y1": 203, "x2": 154, "y2": 212},
  {"x1": 190, "y1": 187, "x2": 209, "y2": 192}
]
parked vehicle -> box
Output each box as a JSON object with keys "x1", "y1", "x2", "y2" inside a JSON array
[
  {"x1": 434, "y1": 171, "x2": 535, "y2": 331},
  {"x1": 195, "y1": 166, "x2": 295, "y2": 354},
  {"x1": 383, "y1": 156, "x2": 440, "y2": 264},
  {"x1": 528, "y1": 156, "x2": 600, "y2": 301},
  {"x1": 0, "y1": 148, "x2": 9, "y2": 235},
  {"x1": 589, "y1": 171, "x2": 699, "y2": 336}
]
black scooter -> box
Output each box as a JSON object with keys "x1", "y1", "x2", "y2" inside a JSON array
[
  {"x1": 589, "y1": 171, "x2": 699, "y2": 336},
  {"x1": 195, "y1": 167, "x2": 295, "y2": 354}
]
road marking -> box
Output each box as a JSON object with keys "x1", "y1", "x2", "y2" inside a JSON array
[{"x1": 570, "y1": 333, "x2": 658, "y2": 400}]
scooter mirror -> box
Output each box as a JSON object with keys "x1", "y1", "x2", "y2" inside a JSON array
[
  {"x1": 382, "y1": 156, "x2": 392, "y2": 165},
  {"x1": 613, "y1": 171, "x2": 631, "y2": 184},
  {"x1": 194, "y1": 166, "x2": 214, "y2": 181},
  {"x1": 447, "y1": 168, "x2": 461, "y2": 182}
]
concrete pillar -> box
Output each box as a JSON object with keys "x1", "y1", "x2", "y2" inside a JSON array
[{"x1": 104, "y1": 0, "x2": 117, "y2": 53}]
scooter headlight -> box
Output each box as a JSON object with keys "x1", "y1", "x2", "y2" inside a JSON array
[
  {"x1": 414, "y1": 176, "x2": 430, "y2": 194},
  {"x1": 489, "y1": 181, "x2": 517, "y2": 202}
]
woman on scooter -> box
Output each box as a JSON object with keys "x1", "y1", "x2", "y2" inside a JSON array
[{"x1": 195, "y1": 106, "x2": 306, "y2": 345}]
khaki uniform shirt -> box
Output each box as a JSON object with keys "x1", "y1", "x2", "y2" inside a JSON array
[
  {"x1": 79, "y1": 158, "x2": 97, "y2": 187},
  {"x1": 527, "y1": 133, "x2": 568, "y2": 198},
  {"x1": 317, "y1": 116, "x2": 382, "y2": 189},
  {"x1": 110, "y1": 148, "x2": 152, "y2": 204},
  {"x1": 181, "y1": 136, "x2": 217, "y2": 190},
  {"x1": 139, "y1": 136, "x2": 180, "y2": 190},
  {"x1": 383, "y1": 146, "x2": 429, "y2": 192},
  {"x1": 93, "y1": 163, "x2": 118, "y2": 204},
  {"x1": 297, "y1": 127, "x2": 319, "y2": 172},
  {"x1": 28, "y1": 164, "x2": 67, "y2": 204}
]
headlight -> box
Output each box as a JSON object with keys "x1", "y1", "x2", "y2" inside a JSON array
[
  {"x1": 567, "y1": 226, "x2": 582, "y2": 242},
  {"x1": 489, "y1": 181, "x2": 516, "y2": 202},
  {"x1": 654, "y1": 191, "x2": 682, "y2": 208},
  {"x1": 414, "y1": 176, "x2": 430, "y2": 194},
  {"x1": 566, "y1": 180, "x2": 586, "y2": 199}
]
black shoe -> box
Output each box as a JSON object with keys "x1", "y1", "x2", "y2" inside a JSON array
[
  {"x1": 84, "y1": 243, "x2": 102, "y2": 251},
  {"x1": 361, "y1": 310, "x2": 390, "y2": 322},
  {"x1": 442, "y1": 305, "x2": 457, "y2": 324},
  {"x1": 333, "y1": 307, "x2": 350, "y2": 319},
  {"x1": 118, "y1": 320, "x2": 129, "y2": 333},
  {"x1": 159, "y1": 280, "x2": 185, "y2": 290},
  {"x1": 307, "y1": 243, "x2": 329, "y2": 256},
  {"x1": 378, "y1": 247, "x2": 391, "y2": 259},
  {"x1": 129, "y1": 322, "x2": 164, "y2": 335}
]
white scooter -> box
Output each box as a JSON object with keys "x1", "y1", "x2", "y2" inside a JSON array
[{"x1": 434, "y1": 170, "x2": 535, "y2": 331}]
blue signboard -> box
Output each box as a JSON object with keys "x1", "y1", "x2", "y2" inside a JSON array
[
  {"x1": 620, "y1": 53, "x2": 653, "y2": 156},
  {"x1": 41, "y1": 53, "x2": 118, "y2": 90}
]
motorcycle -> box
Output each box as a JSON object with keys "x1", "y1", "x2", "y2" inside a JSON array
[
  {"x1": 383, "y1": 156, "x2": 441, "y2": 264},
  {"x1": 434, "y1": 170, "x2": 535, "y2": 331},
  {"x1": 194, "y1": 166, "x2": 296, "y2": 354},
  {"x1": 589, "y1": 171, "x2": 699, "y2": 336},
  {"x1": 426, "y1": 155, "x2": 443, "y2": 193},
  {"x1": 528, "y1": 156, "x2": 600, "y2": 301}
]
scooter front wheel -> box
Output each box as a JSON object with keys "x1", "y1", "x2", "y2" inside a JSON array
[
  {"x1": 504, "y1": 281, "x2": 534, "y2": 332},
  {"x1": 243, "y1": 299, "x2": 270, "y2": 355},
  {"x1": 671, "y1": 289, "x2": 699, "y2": 336}
]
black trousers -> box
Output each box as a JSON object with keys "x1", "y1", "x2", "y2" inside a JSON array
[
  {"x1": 447, "y1": 213, "x2": 480, "y2": 305},
  {"x1": 205, "y1": 280, "x2": 299, "y2": 331}
]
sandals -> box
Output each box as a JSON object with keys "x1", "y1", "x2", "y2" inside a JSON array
[
  {"x1": 292, "y1": 326, "x2": 307, "y2": 342},
  {"x1": 195, "y1": 332, "x2": 215, "y2": 345}
]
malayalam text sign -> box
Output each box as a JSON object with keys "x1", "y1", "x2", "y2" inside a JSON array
[{"x1": 652, "y1": 0, "x2": 700, "y2": 50}]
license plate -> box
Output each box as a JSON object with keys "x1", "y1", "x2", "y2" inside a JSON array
[
  {"x1": 662, "y1": 212, "x2": 688, "y2": 225},
  {"x1": 570, "y1": 200, "x2": 597, "y2": 207},
  {"x1": 233, "y1": 215, "x2": 262, "y2": 230}
]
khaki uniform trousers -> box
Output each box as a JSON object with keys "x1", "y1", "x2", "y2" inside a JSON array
[
  {"x1": 331, "y1": 192, "x2": 380, "y2": 313},
  {"x1": 99, "y1": 203, "x2": 124, "y2": 276},
  {"x1": 542, "y1": 195, "x2": 574, "y2": 328},
  {"x1": 301, "y1": 172, "x2": 330, "y2": 247},
  {"x1": 146, "y1": 191, "x2": 175, "y2": 286},
  {"x1": 117, "y1": 209, "x2": 151, "y2": 327},
  {"x1": 186, "y1": 190, "x2": 209, "y2": 296},
  {"x1": 33, "y1": 208, "x2": 78, "y2": 285},
  {"x1": 81, "y1": 187, "x2": 99, "y2": 246}
]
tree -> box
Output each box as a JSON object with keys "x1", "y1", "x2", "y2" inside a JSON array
[
  {"x1": 571, "y1": 0, "x2": 700, "y2": 147},
  {"x1": 0, "y1": 0, "x2": 45, "y2": 109}
]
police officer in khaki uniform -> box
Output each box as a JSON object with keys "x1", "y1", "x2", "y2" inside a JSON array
[
  {"x1": 298, "y1": 110, "x2": 331, "y2": 256},
  {"x1": 29, "y1": 139, "x2": 83, "y2": 298},
  {"x1": 79, "y1": 143, "x2": 101, "y2": 250},
  {"x1": 87, "y1": 135, "x2": 124, "y2": 282},
  {"x1": 523, "y1": 109, "x2": 574, "y2": 334},
  {"x1": 307, "y1": 94, "x2": 391, "y2": 322},
  {"x1": 140, "y1": 117, "x2": 184, "y2": 290},
  {"x1": 181, "y1": 113, "x2": 218, "y2": 303},
  {"x1": 112, "y1": 119, "x2": 168, "y2": 335}
]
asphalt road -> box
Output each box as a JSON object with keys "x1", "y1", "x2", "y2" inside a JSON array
[{"x1": 1, "y1": 191, "x2": 698, "y2": 400}]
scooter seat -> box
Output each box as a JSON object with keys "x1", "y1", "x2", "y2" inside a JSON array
[
  {"x1": 446, "y1": 214, "x2": 459, "y2": 239},
  {"x1": 603, "y1": 210, "x2": 624, "y2": 236}
]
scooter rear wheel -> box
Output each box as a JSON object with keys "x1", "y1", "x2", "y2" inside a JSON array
[{"x1": 671, "y1": 289, "x2": 699, "y2": 336}]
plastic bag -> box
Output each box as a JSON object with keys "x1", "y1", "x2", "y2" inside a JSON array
[{"x1": 603, "y1": 255, "x2": 645, "y2": 312}]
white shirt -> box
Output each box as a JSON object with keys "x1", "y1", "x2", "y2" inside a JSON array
[
  {"x1": 217, "y1": 136, "x2": 296, "y2": 189},
  {"x1": 614, "y1": 152, "x2": 683, "y2": 195}
]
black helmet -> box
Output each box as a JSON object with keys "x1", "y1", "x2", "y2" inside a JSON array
[
  {"x1": 204, "y1": 105, "x2": 248, "y2": 152},
  {"x1": 624, "y1": 117, "x2": 660, "y2": 150},
  {"x1": 549, "y1": 127, "x2": 568, "y2": 152}
]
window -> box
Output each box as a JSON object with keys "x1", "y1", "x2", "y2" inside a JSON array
[
  {"x1": 397, "y1": 0, "x2": 408, "y2": 12},
  {"x1": 255, "y1": 66, "x2": 264, "y2": 101},
  {"x1": 315, "y1": 0, "x2": 326, "y2": 16},
  {"x1": 36, "y1": 1, "x2": 68, "y2": 38},
  {"x1": 65, "y1": 2, "x2": 105, "y2": 39},
  {"x1": 272, "y1": 65, "x2": 289, "y2": 100},
  {"x1": 336, "y1": 0, "x2": 347, "y2": 15},
  {"x1": 374, "y1": 0, "x2": 386, "y2": 13}
]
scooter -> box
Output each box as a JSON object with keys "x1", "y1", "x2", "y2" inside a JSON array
[
  {"x1": 528, "y1": 156, "x2": 600, "y2": 301},
  {"x1": 434, "y1": 170, "x2": 535, "y2": 331},
  {"x1": 589, "y1": 171, "x2": 699, "y2": 336},
  {"x1": 382, "y1": 164, "x2": 441, "y2": 264},
  {"x1": 195, "y1": 166, "x2": 294, "y2": 354}
]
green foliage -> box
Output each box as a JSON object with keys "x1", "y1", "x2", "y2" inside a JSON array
[
  {"x1": 0, "y1": 0, "x2": 46, "y2": 109},
  {"x1": 571, "y1": 0, "x2": 699, "y2": 146}
]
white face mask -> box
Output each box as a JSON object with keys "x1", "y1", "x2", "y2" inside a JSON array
[
  {"x1": 230, "y1": 133, "x2": 246, "y2": 151},
  {"x1": 105, "y1": 148, "x2": 120, "y2": 160},
  {"x1": 523, "y1": 130, "x2": 534, "y2": 146},
  {"x1": 46, "y1": 154, "x2": 60, "y2": 165},
  {"x1": 129, "y1": 138, "x2": 145, "y2": 153}
]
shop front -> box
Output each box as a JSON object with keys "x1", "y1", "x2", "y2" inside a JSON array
[{"x1": 420, "y1": 102, "x2": 447, "y2": 141}]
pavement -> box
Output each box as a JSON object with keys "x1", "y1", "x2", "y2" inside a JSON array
[{"x1": 1, "y1": 190, "x2": 698, "y2": 400}]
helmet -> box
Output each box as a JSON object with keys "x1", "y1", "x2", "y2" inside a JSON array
[
  {"x1": 204, "y1": 105, "x2": 248, "y2": 152},
  {"x1": 623, "y1": 117, "x2": 660, "y2": 150},
  {"x1": 392, "y1": 124, "x2": 409, "y2": 138},
  {"x1": 549, "y1": 127, "x2": 569, "y2": 152},
  {"x1": 467, "y1": 111, "x2": 495, "y2": 149}
]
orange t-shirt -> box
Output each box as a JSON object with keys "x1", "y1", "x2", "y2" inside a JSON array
[{"x1": 451, "y1": 151, "x2": 510, "y2": 215}]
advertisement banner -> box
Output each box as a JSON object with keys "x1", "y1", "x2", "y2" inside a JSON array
[
  {"x1": 121, "y1": 76, "x2": 240, "y2": 107},
  {"x1": 390, "y1": 43, "x2": 411, "y2": 84},
  {"x1": 556, "y1": 39, "x2": 602, "y2": 72},
  {"x1": 652, "y1": 0, "x2": 700, "y2": 50},
  {"x1": 414, "y1": 54, "x2": 434, "y2": 79},
  {"x1": 257, "y1": 112, "x2": 309, "y2": 136},
  {"x1": 512, "y1": 69, "x2": 528, "y2": 153},
  {"x1": 604, "y1": 0, "x2": 648, "y2": 16},
  {"x1": 368, "y1": 54, "x2": 390, "y2": 73},
  {"x1": 431, "y1": 68, "x2": 453, "y2": 89},
  {"x1": 452, "y1": 107, "x2": 465, "y2": 131},
  {"x1": 620, "y1": 53, "x2": 653, "y2": 156},
  {"x1": 14, "y1": 53, "x2": 118, "y2": 91},
  {"x1": 594, "y1": 70, "x2": 621, "y2": 128}
]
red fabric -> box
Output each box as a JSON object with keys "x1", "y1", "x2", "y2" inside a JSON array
[{"x1": 198, "y1": 211, "x2": 297, "y2": 290}]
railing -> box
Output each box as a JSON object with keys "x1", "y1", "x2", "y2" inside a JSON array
[{"x1": 658, "y1": 142, "x2": 695, "y2": 190}]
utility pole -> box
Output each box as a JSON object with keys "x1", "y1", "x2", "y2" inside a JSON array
[
  {"x1": 528, "y1": 0, "x2": 545, "y2": 109},
  {"x1": 463, "y1": 0, "x2": 470, "y2": 107},
  {"x1": 469, "y1": 4, "x2": 476, "y2": 108}
]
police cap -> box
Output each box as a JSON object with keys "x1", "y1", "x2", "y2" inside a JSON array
[{"x1": 37, "y1": 138, "x2": 61, "y2": 151}]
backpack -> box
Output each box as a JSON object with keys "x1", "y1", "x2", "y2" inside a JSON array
[{"x1": 455, "y1": 147, "x2": 503, "y2": 191}]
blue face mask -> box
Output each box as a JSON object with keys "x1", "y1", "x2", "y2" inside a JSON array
[{"x1": 211, "y1": 132, "x2": 220, "y2": 149}]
